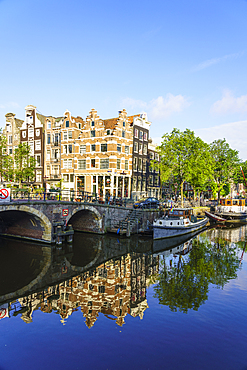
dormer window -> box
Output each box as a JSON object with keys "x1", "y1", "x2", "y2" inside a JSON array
[{"x1": 66, "y1": 120, "x2": 69, "y2": 128}]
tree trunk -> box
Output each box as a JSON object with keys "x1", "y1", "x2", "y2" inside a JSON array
[{"x1": 181, "y1": 181, "x2": 184, "y2": 208}]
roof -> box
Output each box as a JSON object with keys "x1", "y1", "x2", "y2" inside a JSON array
[{"x1": 103, "y1": 118, "x2": 118, "y2": 130}]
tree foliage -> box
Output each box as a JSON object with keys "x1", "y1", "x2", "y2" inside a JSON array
[
  {"x1": 209, "y1": 139, "x2": 240, "y2": 200},
  {"x1": 0, "y1": 130, "x2": 14, "y2": 182},
  {"x1": 14, "y1": 143, "x2": 36, "y2": 185},
  {"x1": 157, "y1": 129, "x2": 213, "y2": 205}
]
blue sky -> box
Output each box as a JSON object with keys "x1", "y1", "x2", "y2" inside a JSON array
[{"x1": 0, "y1": 0, "x2": 247, "y2": 158}]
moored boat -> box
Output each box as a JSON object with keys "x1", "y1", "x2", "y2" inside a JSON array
[
  {"x1": 153, "y1": 208, "x2": 208, "y2": 240},
  {"x1": 205, "y1": 211, "x2": 226, "y2": 223},
  {"x1": 214, "y1": 198, "x2": 247, "y2": 222}
]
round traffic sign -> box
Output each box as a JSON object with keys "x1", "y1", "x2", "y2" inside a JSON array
[
  {"x1": 0, "y1": 189, "x2": 9, "y2": 200},
  {"x1": 0, "y1": 308, "x2": 7, "y2": 319}
]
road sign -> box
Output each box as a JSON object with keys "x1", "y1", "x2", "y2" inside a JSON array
[
  {"x1": 0, "y1": 304, "x2": 8, "y2": 320},
  {"x1": 62, "y1": 209, "x2": 69, "y2": 216},
  {"x1": 0, "y1": 188, "x2": 10, "y2": 202}
]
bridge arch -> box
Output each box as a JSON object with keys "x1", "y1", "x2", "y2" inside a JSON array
[
  {"x1": 68, "y1": 205, "x2": 103, "y2": 234},
  {"x1": 0, "y1": 205, "x2": 52, "y2": 242}
]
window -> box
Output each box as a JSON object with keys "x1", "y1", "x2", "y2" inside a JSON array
[
  {"x1": 125, "y1": 160, "x2": 128, "y2": 170},
  {"x1": 100, "y1": 159, "x2": 109, "y2": 169},
  {"x1": 63, "y1": 132, "x2": 67, "y2": 140},
  {"x1": 139, "y1": 131, "x2": 143, "y2": 140},
  {"x1": 80, "y1": 145, "x2": 86, "y2": 154},
  {"x1": 47, "y1": 150, "x2": 50, "y2": 160},
  {"x1": 144, "y1": 132, "x2": 147, "y2": 140},
  {"x1": 133, "y1": 157, "x2": 137, "y2": 171},
  {"x1": 91, "y1": 130, "x2": 95, "y2": 137},
  {"x1": 78, "y1": 123, "x2": 81, "y2": 129},
  {"x1": 36, "y1": 129, "x2": 40, "y2": 137},
  {"x1": 47, "y1": 134, "x2": 51, "y2": 144},
  {"x1": 66, "y1": 120, "x2": 69, "y2": 127},
  {"x1": 64, "y1": 159, "x2": 72, "y2": 168},
  {"x1": 36, "y1": 170, "x2": 42, "y2": 183},
  {"x1": 139, "y1": 143, "x2": 142, "y2": 154},
  {"x1": 91, "y1": 159, "x2": 95, "y2": 168},
  {"x1": 123, "y1": 121, "x2": 125, "y2": 127},
  {"x1": 64, "y1": 144, "x2": 73, "y2": 154},
  {"x1": 107, "y1": 130, "x2": 111, "y2": 135},
  {"x1": 78, "y1": 160, "x2": 86, "y2": 170},
  {"x1": 29, "y1": 142, "x2": 34, "y2": 155},
  {"x1": 117, "y1": 159, "x2": 121, "y2": 169},
  {"x1": 149, "y1": 152, "x2": 154, "y2": 160},
  {"x1": 117, "y1": 144, "x2": 121, "y2": 153},
  {"x1": 28, "y1": 128, "x2": 34, "y2": 138},
  {"x1": 98, "y1": 285, "x2": 105, "y2": 294},
  {"x1": 134, "y1": 128, "x2": 138, "y2": 138},
  {"x1": 63, "y1": 174, "x2": 69, "y2": 182},
  {"x1": 138, "y1": 158, "x2": 142, "y2": 171},
  {"x1": 22, "y1": 131, "x2": 26, "y2": 139},
  {"x1": 134, "y1": 142, "x2": 138, "y2": 152},
  {"x1": 143, "y1": 160, "x2": 146, "y2": 173},
  {"x1": 68, "y1": 131, "x2": 72, "y2": 139},
  {"x1": 91, "y1": 144, "x2": 96, "y2": 151},
  {"x1": 8, "y1": 136, "x2": 12, "y2": 144},
  {"x1": 70, "y1": 174, "x2": 74, "y2": 182},
  {"x1": 122, "y1": 130, "x2": 125, "y2": 138},
  {"x1": 101, "y1": 144, "x2": 107, "y2": 152},
  {"x1": 91, "y1": 121, "x2": 95, "y2": 126},
  {"x1": 36, "y1": 155, "x2": 41, "y2": 166},
  {"x1": 125, "y1": 146, "x2": 129, "y2": 154},
  {"x1": 143, "y1": 144, "x2": 147, "y2": 155},
  {"x1": 35, "y1": 140, "x2": 41, "y2": 151},
  {"x1": 47, "y1": 121, "x2": 51, "y2": 129},
  {"x1": 155, "y1": 153, "x2": 159, "y2": 161},
  {"x1": 9, "y1": 148, "x2": 12, "y2": 155}
]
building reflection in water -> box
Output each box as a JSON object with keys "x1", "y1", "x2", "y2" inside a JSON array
[
  {"x1": 4, "y1": 250, "x2": 159, "y2": 328},
  {"x1": 1, "y1": 224, "x2": 246, "y2": 325}
]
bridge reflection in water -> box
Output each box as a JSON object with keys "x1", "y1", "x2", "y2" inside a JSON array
[{"x1": 0, "y1": 225, "x2": 245, "y2": 327}]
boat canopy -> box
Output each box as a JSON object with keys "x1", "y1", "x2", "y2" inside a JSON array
[
  {"x1": 168, "y1": 208, "x2": 193, "y2": 217},
  {"x1": 220, "y1": 199, "x2": 245, "y2": 207}
]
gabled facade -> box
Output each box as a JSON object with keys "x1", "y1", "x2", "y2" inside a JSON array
[
  {"x1": 20, "y1": 105, "x2": 44, "y2": 187},
  {"x1": 131, "y1": 113, "x2": 151, "y2": 200},
  {"x1": 3, "y1": 113, "x2": 23, "y2": 159}
]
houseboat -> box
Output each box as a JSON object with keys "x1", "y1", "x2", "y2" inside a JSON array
[
  {"x1": 153, "y1": 208, "x2": 208, "y2": 240},
  {"x1": 215, "y1": 198, "x2": 247, "y2": 222}
]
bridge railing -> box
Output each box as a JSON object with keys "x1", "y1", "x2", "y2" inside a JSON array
[{"x1": 9, "y1": 189, "x2": 135, "y2": 208}]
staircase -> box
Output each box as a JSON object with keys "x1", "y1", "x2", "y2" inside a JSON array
[{"x1": 109, "y1": 209, "x2": 144, "y2": 235}]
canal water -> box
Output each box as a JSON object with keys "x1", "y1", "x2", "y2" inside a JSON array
[{"x1": 1, "y1": 225, "x2": 247, "y2": 370}]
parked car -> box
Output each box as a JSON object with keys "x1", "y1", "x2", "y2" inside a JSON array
[{"x1": 133, "y1": 197, "x2": 160, "y2": 209}]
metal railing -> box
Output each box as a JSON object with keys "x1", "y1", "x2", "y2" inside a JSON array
[{"x1": 9, "y1": 189, "x2": 135, "y2": 207}]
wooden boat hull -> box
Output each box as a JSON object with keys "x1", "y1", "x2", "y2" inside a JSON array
[
  {"x1": 205, "y1": 211, "x2": 226, "y2": 223},
  {"x1": 153, "y1": 217, "x2": 208, "y2": 240},
  {"x1": 215, "y1": 212, "x2": 247, "y2": 222}
]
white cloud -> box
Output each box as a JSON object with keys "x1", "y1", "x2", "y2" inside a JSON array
[
  {"x1": 195, "y1": 120, "x2": 247, "y2": 160},
  {"x1": 150, "y1": 94, "x2": 190, "y2": 120},
  {"x1": 193, "y1": 51, "x2": 244, "y2": 71},
  {"x1": 211, "y1": 90, "x2": 247, "y2": 115},
  {"x1": 122, "y1": 93, "x2": 190, "y2": 120}
]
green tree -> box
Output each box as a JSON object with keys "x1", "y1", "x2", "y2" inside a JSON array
[
  {"x1": 156, "y1": 129, "x2": 213, "y2": 206},
  {"x1": 0, "y1": 130, "x2": 14, "y2": 182},
  {"x1": 210, "y1": 139, "x2": 240, "y2": 201},
  {"x1": 14, "y1": 143, "x2": 36, "y2": 187}
]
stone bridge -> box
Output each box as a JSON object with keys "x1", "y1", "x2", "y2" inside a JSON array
[{"x1": 0, "y1": 201, "x2": 138, "y2": 243}]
